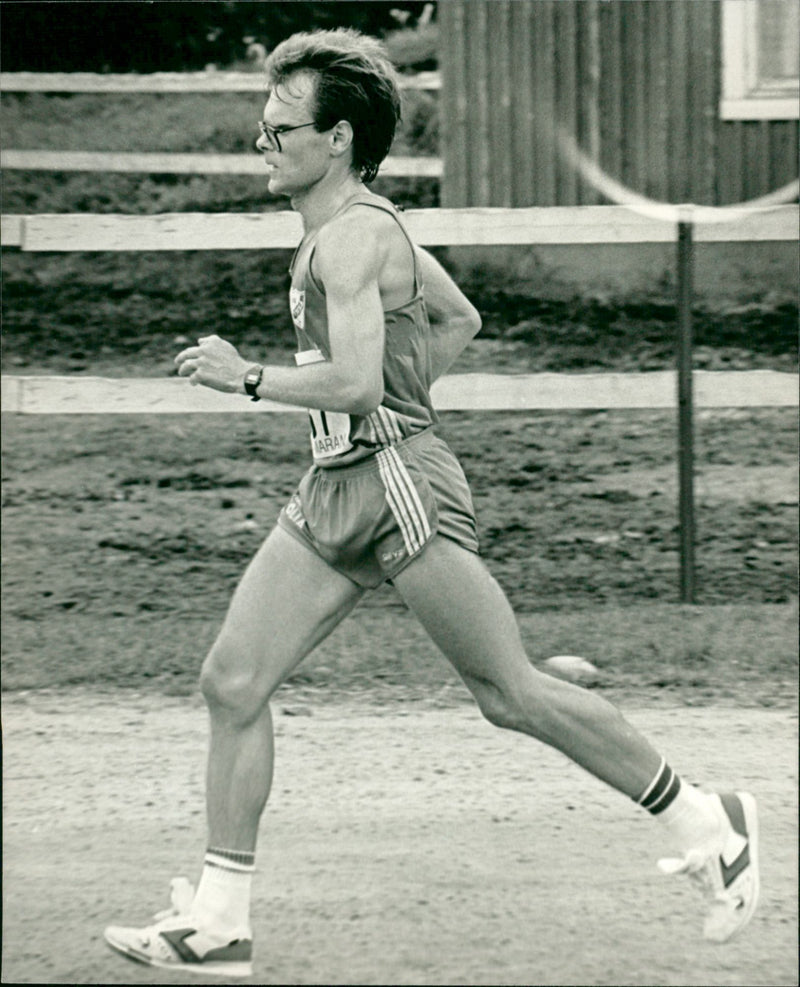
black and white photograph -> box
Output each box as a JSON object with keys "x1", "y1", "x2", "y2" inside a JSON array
[{"x1": 1, "y1": 1, "x2": 798, "y2": 983}]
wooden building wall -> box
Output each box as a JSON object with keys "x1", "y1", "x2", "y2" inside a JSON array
[{"x1": 438, "y1": 0, "x2": 799, "y2": 207}]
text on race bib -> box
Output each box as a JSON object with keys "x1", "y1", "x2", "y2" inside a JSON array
[{"x1": 295, "y1": 348, "x2": 353, "y2": 460}]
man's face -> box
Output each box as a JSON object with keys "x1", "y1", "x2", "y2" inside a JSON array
[{"x1": 256, "y1": 71, "x2": 330, "y2": 197}]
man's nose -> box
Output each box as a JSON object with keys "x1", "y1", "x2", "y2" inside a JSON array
[{"x1": 255, "y1": 133, "x2": 270, "y2": 153}]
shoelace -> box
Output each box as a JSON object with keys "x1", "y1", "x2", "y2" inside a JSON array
[
  {"x1": 686, "y1": 856, "x2": 713, "y2": 885},
  {"x1": 686, "y1": 864, "x2": 726, "y2": 901},
  {"x1": 660, "y1": 855, "x2": 741, "y2": 907}
]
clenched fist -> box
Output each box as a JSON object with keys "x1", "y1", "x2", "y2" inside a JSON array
[{"x1": 174, "y1": 335, "x2": 252, "y2": 393}]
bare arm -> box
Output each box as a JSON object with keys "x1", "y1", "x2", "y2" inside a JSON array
[
  {"x1": 417, "y1": 248, "x2": 482, "y2": 380},
  {"x1": 174, "y1": 217, "x2": 385, "y2": 415}
]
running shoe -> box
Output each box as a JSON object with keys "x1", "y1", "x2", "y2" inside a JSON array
[
  {"x1": 104, "y1": 877, "x2": 253, "y2": 977},
  {"x1": 658, "y1": 791, "x2": 759, "y2": 942}
]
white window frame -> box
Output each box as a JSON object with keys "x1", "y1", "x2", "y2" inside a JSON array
[{"x1": 721, "y1": 0, "x2": 800, "y2": 119}]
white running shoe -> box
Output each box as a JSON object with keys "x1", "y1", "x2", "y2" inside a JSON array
[
  {"x1": 104, "y1": 877, "x2": 253, "y2": 977},
  {"x1": 658, "y1": 791, "x2": 759, "y2": 942}
]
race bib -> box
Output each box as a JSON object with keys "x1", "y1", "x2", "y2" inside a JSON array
[{"x1": 295, "y1": 348, "x2": 353, "y2": 460}]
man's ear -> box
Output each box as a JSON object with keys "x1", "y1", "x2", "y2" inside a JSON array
[{"x1": 329, "y1": 119, "x2": 354, "y2": 160}]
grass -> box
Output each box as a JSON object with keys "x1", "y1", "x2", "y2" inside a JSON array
[
  {"x1": 3, "y1": 602, "x2": 797, "y2": 709},
  {"x1": 0, "y1": 89, "x2": 439, "y2": 156},
  {"x1": 0, "y1": 87, "x2": 439, "y2": 217}
]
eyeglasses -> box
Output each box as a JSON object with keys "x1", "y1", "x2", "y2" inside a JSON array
[{"x1": 257, "y1": 120, "x2": 317, "y2": 152}]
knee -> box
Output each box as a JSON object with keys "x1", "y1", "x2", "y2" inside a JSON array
[
  {"x1": 199, "y1": 637, "x2": 275, "y2": 727},
  {"x1": 469, "y1": 678, "x2": 528, "y2": 732},
  {"x1": 470, "y1": 668, "x2": 567, "y2": 737},
  {"x1": 479, "y1": 697, "x2": 519, "y2": 732}
]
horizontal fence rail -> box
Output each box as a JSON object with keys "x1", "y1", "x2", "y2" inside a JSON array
[
  {"x1": 2, "y1": 215, "x2": 24, "y2": 247},
  {"x1": 0, "y1": 70, "x2": 441, "y2": 92},
  {"x1": 0, "y1": 150, "x2": 442, "y2": 178},
  {"x1": 2, "y1": 205, "x2": 797, "y2": 250},
  {"x1": 2, "y1": 371, "x2": 796, "y2": 415}
]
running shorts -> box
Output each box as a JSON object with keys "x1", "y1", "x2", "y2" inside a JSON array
[{"x1": 277, "y1": 428, "x2": 479, "y2": 588}]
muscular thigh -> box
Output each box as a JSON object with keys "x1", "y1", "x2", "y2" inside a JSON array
[
  {"x1": 392, "y1": 535, "x2": 532, "y2": 690},
  {"x1": 206, "y1": 525, "x2": 364, "y2": 693}
]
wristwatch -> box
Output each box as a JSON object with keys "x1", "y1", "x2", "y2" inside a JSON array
[{"x1": 243, "y1": 365, "x2": 264, "y2": 402}]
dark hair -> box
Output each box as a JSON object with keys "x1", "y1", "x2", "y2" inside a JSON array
[{"x1": 264, "y1": 28, "x2": 402, "y2": 183}]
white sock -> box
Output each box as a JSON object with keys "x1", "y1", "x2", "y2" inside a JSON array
[
  {"x1": 655, "y1": 783, "x2": 723, "y2": 856},
  {"x1": 636, "y1": 758, "x2": 722, "y2": 856},
  {"x1": 190, "y1": 851, "x2": 254, "y2": 936}
]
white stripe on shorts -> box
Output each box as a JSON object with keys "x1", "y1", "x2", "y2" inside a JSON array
[
  {"x1": 376, "y1": 447, "x2": 432, "y2": 556},
  {"x1": 376, "y1": 450, "x2": 418, "y2": 553}
]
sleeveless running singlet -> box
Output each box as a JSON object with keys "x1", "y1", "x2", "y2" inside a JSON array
[{"x1": 288, "y1": 191, "x2": 437, "y2": 468}]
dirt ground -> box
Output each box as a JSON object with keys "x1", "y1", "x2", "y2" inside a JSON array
[{"x1": 2, "y1": 688, "x2": 797, "y2": 986}]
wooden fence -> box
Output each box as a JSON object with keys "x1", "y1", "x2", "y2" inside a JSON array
[
  {"x1": 0, "y1": 69, "x2": 440, "y2": 180},
  {"x1": 2, "y1": 65, "x2": 796, "y2": 603},
  {"x1": 0, "y1": 150, "x2": 441, "y2": 178},
  {"x1": 2, "y1": 204, "x2": 797, "y2": 416},
  {"x1": 2, "y1": 370, "x2": 796, "y2": 416},
  {"x1": 3, "y1": 205, "x2": 796, "y2": 250},
  {"x1": 0, "y1": 70, "x2": 441, "y2": 92}
]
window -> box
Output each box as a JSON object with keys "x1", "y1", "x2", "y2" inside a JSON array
[{"x1": 721, "y1": 0, "x2": 800, "y2": 119}]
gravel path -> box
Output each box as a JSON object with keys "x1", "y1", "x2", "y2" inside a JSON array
[{"x1": 2, "y1": 690, "x2": 797, "y2": 985}]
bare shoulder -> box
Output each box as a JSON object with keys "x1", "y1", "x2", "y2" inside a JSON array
[
  {"x1": 317, "y1": 205, "x2": 399, "y2": 258},
  {"x1": 315, "y1": 204, "x2": 413, "y2": 298},
  {"x1": 313, "y1": 208, "x2": 384, "y2": 285}
]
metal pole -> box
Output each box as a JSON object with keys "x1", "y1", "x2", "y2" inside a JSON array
[{"x1": 677, "y1": 221, "x2": 696, "y2": 603}]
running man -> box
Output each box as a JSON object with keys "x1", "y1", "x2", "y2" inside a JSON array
[{"x1": 104, "y1": 28, "x2": 759, "y2": 978}]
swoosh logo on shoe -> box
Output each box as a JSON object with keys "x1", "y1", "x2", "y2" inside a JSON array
[
  {"x1": 720, "y1": 841, "x2": 750, "y2": 888},
  {"x1": 721, "y1": 831, "x2": 748, "y2": 867},
  {"x1": 160, "y1": 928, "x2": 203, "y2": 963},
  {"x1": 159, "y1": 928, "x2": 253, "y2": 965}
]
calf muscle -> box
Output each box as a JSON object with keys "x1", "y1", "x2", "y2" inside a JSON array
[{"x1": 393, "y1": 536, "x2": 662, "y2": 798}]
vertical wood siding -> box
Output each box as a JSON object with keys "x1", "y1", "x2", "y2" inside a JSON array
[{"x1": 439, "y1": 0, "x2": 799, "y2": 207}]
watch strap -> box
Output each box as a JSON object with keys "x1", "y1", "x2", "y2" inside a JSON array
[{"x1": 244, "y1": 365, "x2": 264, "y2": 402}]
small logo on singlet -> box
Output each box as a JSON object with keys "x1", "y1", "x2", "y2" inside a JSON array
[
  {"x1": 284, "y1": 493, "x2": 306, "y2": 529},
  {"x1": 290, "y1": 287, "x2": 305, "y2": 331}
]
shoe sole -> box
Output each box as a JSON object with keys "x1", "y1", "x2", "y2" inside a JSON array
[
  {"x1": 706, "y1": 790, "x2": 760, "y2": 943},
  {"x1": 104, "y1": 930, "x2": 253, "y2": 978},
  {"x1": 733, "y1": 791, "x2": 760, "y2": 935}
]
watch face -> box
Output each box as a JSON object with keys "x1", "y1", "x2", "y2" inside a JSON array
[{"x1": 245, "y1": 367, "x2": 262, "y2": 397}]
